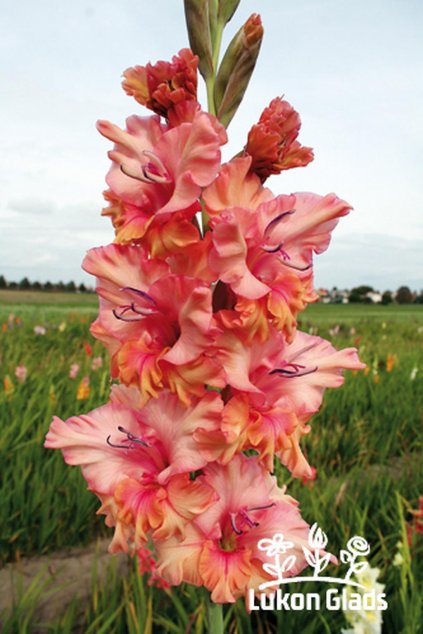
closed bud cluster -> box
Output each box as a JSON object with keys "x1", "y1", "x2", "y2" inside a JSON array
[{"x1": 246, "y1": 96, "x2": 314, "y2": 182}]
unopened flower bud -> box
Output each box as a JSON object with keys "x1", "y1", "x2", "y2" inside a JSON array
[
  {"x1": 246, "y1": 97, "x2": 314, "y2": 181},
  {"x1": 122, "y1": 49, "x2": 198, "y2": 120},
  {"x1": 184, "y1": 0, "x2": 214, "y2": 80},
  {"x1": 208, "y1": 0, "x2": 241, "y2": 48},
  {"x1": 214, "y1": 13, "x2": 263, "y2": 127},
  {"x1": 217, "y1": 0, "x2": 241, "y2": 26}
]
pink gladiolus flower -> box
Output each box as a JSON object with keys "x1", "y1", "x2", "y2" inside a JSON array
[
  {"x1": 203, "y1": 157, "x2": 273, "y2": 219},
  {"x1": 245, "y1": 97, "x2": 314, "y2": 182},
  {"x1": 44, "y1": 388, "x2": 222, "y2": 551},
  {"x1": 97, "y1": 110, "x2": 226, "y2": 245},
  {"x1": 83, "y1": 243, "x2": 224, "y2": 404},
  {"x1": 122, "y1": 48, "x2": 199, "y2": 121},
  {"x1": 301, "y1": 466, "x2": 317, "y2": 487},
  {"x1": 69, "y1": 363, "x2": 80, "y2": 379},
  {"x1": 137, "y1": 547, "x2": 171, "y2": 589},
  {"x1": 199, "y1": 328, "x2": 365, "y2": 477},
  {"x1": 43, "y1": 20, "x2": 365, "y2": 604},
  {"x1": 209, "y1": 191, "x2": 350, "y2": 297},
  {"x1": 15, "y1": 365, "x2": 28, "y2": 383},
  {"x1": 156, "y1": 455, "x2": 315, "y2": 603},
  {"x1": 205, "y1": 157, "x2": 351, "y2": 341},
  {"x1": 91, "y1": 356, "x2": 103, "y2": 371}
]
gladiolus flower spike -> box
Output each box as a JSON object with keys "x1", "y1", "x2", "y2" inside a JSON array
[{"x1": 45, "y1": 0, "x2": 365, "y2": 624}]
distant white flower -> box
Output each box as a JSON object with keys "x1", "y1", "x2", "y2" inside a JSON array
[
  {"x1": 410, "y1": 366, "x2": 418, "y2": 381},
  {"x1": 34, "y1": 325, "x2": 46, "y2": 335},
  {"x1": 392, "y1": 542, "x2": 404, "y2": 567},
  {"x1": 343, "y1": 563, "x2": 385, "y2": 634}
]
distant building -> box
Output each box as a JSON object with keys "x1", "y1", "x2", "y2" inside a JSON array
[
  {"x1": 365, "y1": 291, "x2": 382, "y2": 304},
  {"x1": 316, "y1": 288, "x2": 349, "y2": 304},
  {"x1": 317, "y1": 288, "x2": 330, "y2": 303}
]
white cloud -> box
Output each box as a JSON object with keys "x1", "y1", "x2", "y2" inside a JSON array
[{"x1": 8, "y1": 199, "x2": 57, "y2": 215}]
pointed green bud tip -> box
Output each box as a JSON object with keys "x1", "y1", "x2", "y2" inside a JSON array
[
  {"x1": 214, "y1": 13, "x2": 264, "y2": 127},
  {"x1": 184, "y1": 0, "x2": 214, "y2": 80},
  {"x1": 218, "y1": 0, "x2": 242, "y2": 26}
]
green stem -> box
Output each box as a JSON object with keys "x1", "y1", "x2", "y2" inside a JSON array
[
  {"x1": 206, "y1": 75, "x2": 217, "y2": 116},
  {"x1": 212, "y1": 21, "x2": 224, "y2": 73},
  {"x1": 203, "y1": 17, "x2": 226, "y2": 232},
  {"x1": 206, "y1": 18, "x2": 225, "y2": 117},
  {"x1": 205, "y1": 591, "x2": 224, "y2": 634},
  {"x1": 200, "y1": 197, "x2": 209, "y2": 234}
]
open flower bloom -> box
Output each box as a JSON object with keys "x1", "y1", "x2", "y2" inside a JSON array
[
  {"x1": 167, "y1": 230, "x2": 217, "y2": 284},
  {"x1": 198, "y1": 328, "x2": 365, "y2": 477},
  {"x1": 122, "y1": 48, "x2": 199, "y2": 120},
  {"x1": 156, "y1": 455, "x2": 314, "y2": 603},
  {"x1": 44, "y1": 388, "x2": 223, "y2": 551},
  {"x1": 203, "y1": 156, "x2": 273, "y2": 218},
  {"x1": 83, "y1": 244, "x2": 224, "y2": 404},
  {"x1": 245, "y1": 97, "x2": 314, "y2": 182},
  {"x1": 205, "y1": 158, "x2": 351, "y2": 340},
  {"x1": 98, "y1": 110, "x2": 226, "y2": 244}
]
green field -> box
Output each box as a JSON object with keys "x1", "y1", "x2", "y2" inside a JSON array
[{"x1": 0, "y1": 294, "x2": 422, "y2": 633}]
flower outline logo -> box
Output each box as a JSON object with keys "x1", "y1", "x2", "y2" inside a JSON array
[{"x1": 257, "y1": 523, "x2": 371, "y2": 590}]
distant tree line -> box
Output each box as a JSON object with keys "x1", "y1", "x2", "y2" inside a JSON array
[
  {"x1": 0, "y1": 275, "x2": 94, "y2": 293},
  {"x1": 1, "y1": 275, "x2": 421, "y2": 303},
  {"x1": 348, "y1": 285, "x2": 422, "y2": 304},
  {"x1": 324, "y1": 285, "x2": 423, "y2": 304}
]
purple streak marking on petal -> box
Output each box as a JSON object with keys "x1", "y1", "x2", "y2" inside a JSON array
[
  {"x1": 280, "y1": 260, "x2": 312, "y2": 272},
  {"x1": 264, "y1": 209, "x2": 295, "y2": 236},
  {"x1": 120, "y1": 288, "x2": 157, "y2": 304},
  {"x1": 269, "y1": 366, "x2": 318, "y2": 378}
]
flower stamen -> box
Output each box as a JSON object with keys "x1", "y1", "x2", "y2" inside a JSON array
[
  {"x1": 112, "y1": 306, "x2": 144, "y2": 322},
  {"x1": 106, "y1": 426, "x2": 149, "y2": 450},
  {"x1": 117, "y1": 426, "x2": 149, "y2": 447},
  {"x1": 141, "y1": 150, "x2": 172, "y2": 184},
  {"x1": 120, "y1": 163, "x2": 154, "y2": 184},
  {"x1": 230, "y1": 512, "x2": 243, "y2": 535},
  {"x1": 270, "y1": 363, "x2": 318, "y2": 378},
  {"x1": 119, "y1": 151, "x2": 172, "y2": 185}
]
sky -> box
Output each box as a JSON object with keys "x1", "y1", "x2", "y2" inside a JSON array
[{"x1": 1, "y1": 0, "x2": 422, "y2": 291}]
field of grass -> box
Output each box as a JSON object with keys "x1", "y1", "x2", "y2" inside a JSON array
[
  {"x1": 0, "y1": 289, "x2": 97, "y2": 307},
  {"x1": 0, "y1": 295, "x2": 422, "y2": 633}
]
